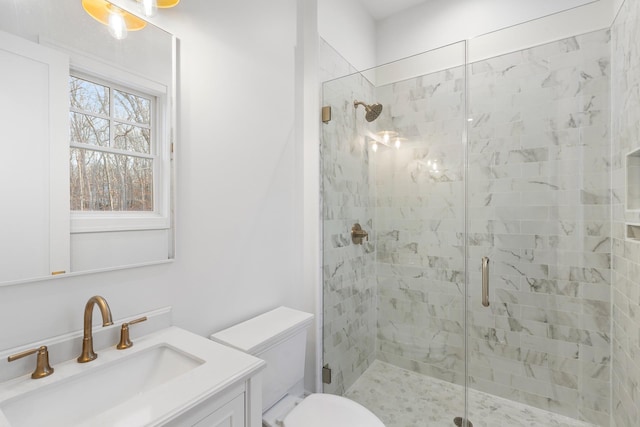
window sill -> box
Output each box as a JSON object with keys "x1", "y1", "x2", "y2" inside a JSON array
[{"x1": 70, "y1": 213, "x2": 170, "y2": 233}]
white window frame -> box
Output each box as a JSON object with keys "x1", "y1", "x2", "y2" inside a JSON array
[{"x1": 67, "y1": 53, "x2": 171, "y2": 233}]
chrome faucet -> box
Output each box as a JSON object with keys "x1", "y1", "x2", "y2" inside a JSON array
[{"x1": 77, "y1": 295, "x2": 113, "y2": 363}]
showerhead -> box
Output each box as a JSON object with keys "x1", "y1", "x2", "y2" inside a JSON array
[{"x1": 354, "y1": 100, "x2": 383, "y2": 122}]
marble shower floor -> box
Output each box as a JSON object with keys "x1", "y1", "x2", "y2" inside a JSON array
[{"x1": 344, "y1": 360, "x2": 597, "y2": 427}]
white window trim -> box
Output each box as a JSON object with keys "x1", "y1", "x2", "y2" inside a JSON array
[{"x1": 49, "y1": 41, "x2": 172, "y2": 234}]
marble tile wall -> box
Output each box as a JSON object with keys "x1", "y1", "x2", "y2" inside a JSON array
[
  {"x1": 374, "y1": 66, "x2": 467, "y2": 385},
  {"x1": 465, "y1": 30, "x2": 611, "y2": 426},
  {"x1": 320, "y1": 39, "x2": 378, "y2": 395},
  {"x1": 320, "y1": 18, "x2": 640, "y2": 426},
  {"x1": 374, "y1": 31, "x2": 612, "y2": 425},
  {"x1": 611, "y1": 1, "x2": 640, "y2": 426}
]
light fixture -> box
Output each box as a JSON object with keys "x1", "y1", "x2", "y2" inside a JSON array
[
  {"x1": 140, "y1": 0, "x2": 157, "y2": 17},
  {"x1": 137, "y1": 0, "x2": 180, "y2": 18},
  {"x1": 108, "y1": 9, "x2": 128, "y2": 39},
  {"x1": 372, "y1": 142, "x2": 379, "y2": 152},
  {"x1": 83, "y1": 0, "x2": 147, "y2": 40}
]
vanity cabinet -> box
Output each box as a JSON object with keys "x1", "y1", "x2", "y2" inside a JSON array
[
  {"x1": 163, "y1": 375, "x2": 262, "y2": 427},
  {"x1": 191, "y1": 393, "x2": 244, "y2": 427}
]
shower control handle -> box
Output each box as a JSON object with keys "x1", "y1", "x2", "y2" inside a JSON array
[
  {"x1": 482, "y1": 257, "x2": 490, "y2": 307},
  {"x1": 351, "y1": 223, "x2": 369, "y2": 245}
]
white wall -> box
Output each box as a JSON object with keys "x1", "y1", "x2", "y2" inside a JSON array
[
  {"x1": 318, "y1": 0, "x2": 376, "y2": 71},
  {"x1": 0, "y1": 0, "x2": 312, "y2": 387},
  {"x1": 0, "y1": 265, "x2": 172, "y2": 352},
  {"x1": 364, "y1": 0, "x2": 619, "y2": 88},
  {"x1": 316, "y1": 0, "x2": 616, "y2": 76},
  {"x1": 154, "y1": 0, "x2": 301, "y2": 335},
  {"x1": 376, "y1": 0, "x2": 608, "y2": 65},
  {"x1": 149, "y1": 0, "x2": 317, "y2": 390},
  {"x1": 468, "y1": 0, "x2": 617, "y2": 62}
]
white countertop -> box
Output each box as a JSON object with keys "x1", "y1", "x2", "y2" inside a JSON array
[{"x1": 0, "y1": 326, "x2": 265, "y2": 426}]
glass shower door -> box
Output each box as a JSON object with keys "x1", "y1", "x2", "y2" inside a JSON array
[
  {"x1": 465, "y1": 30, "x2": 612, "y2": 426},
  {"x1": 320, "y1": 18, "x2": 611, "y2": 427},
  {"x1": 320, "y1": 40, "x2": 470, "y2": 426}
]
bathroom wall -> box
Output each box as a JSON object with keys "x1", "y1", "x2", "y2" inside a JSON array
[
  {"x1": 318, "y1": 3, "x2": 625, "y2": 426},
  {"x1": 373, "y1": 31, "x2": 612, "y2": 426},
  {"x1": 321, "y1": 27, "x2": 612, "y2": 424},
  {"x1": 611, "y1": 0, "x2": 640, "y2": 425},
  {"x1": 316, "y1": 2, "x2": 640, "y2": 426},
  {"x1": 320, "y1": 39, "x2": 378, "y2": 395},
  {"x1": 466, "y1": 29, "x2": 612, "y2": 425},
  {"x1": 157, "y1": 0, "x2": 304, "y2": 336},
  {"x1": 376, "y1": 0, "x2": 616, "y2": 66},
  {"x1": 315, "y1": 0, "x2": 616, "y2": 72},
  {"x1": 0, "y1": 0, "x2": 310, "y2": 382},
  {"x1": 374, "y1": 64, "x2": 467, "y2": 384},
  {"x1": 317, "y1": 0, "x2": 376, "y2": 71}
]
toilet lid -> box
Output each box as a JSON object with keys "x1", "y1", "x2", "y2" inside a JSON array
[{"x1": 283, "y1": 394, "x2": 385, "y2": 427}]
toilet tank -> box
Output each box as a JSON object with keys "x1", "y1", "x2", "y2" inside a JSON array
[{"x1": 210, "y1": 307, "x2": 314, "y2": 411}]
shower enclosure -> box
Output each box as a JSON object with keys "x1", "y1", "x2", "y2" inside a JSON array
[{"x1": 320, "y1": 8, "x2": 619, "y2": 425}]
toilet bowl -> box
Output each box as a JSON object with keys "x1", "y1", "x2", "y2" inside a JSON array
[
  {"x1": 279, "y1": 393, "x2": 384, "y2": 427},
  {"x1": 210, "y1": 307, "x2": 385, "y2": 427}
]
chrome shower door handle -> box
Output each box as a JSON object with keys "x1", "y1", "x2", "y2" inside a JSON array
[{"x1": 481, "y1": 257, "x2": 490, "y2": 307}]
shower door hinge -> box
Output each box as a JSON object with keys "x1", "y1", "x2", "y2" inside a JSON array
[
  {"x1": 322, "y1": 364, "x2": 332, "y2": 384},
  {"x1": 322, "y1": 106, "x2": 332, "y2": 124}
]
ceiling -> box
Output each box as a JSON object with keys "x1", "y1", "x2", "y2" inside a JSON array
[{"x1": 358, "y1": 0, "x2": 430, "y2": 20}]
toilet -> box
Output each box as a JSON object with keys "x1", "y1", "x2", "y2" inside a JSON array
[{"x1": 210, "y1": 306, "x2": 385, "y2": 427}]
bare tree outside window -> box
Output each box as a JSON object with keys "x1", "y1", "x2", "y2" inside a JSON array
[{"x1": 69, "y1": 76, "x2": 154, "y2": 211}]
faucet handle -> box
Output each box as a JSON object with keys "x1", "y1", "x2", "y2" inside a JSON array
[
  {"x1": 351, "y1": 223, "x2": 369, "y2": 245},
  {"x1": 117, "y1": 316, "x2": 148, "y2": 350},
  {"x1": 8, "y1": 346, "x2": 54, "y2": 379}
]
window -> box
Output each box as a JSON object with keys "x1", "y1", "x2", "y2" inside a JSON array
[
  {"x1": 69, "y1": 72, "x2": 170, "y2": 233},
  {"x1": 70, "y1": 75, "x2": 154, "y2": 211}
]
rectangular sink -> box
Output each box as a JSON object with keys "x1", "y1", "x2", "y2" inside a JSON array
[{"x1": 0, "y1": 344, "x2": 204, "y2": 427}]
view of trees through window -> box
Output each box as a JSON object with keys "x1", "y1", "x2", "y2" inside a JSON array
[{"x1": 69, "y1": 75, "x2": 154, "y2": 211}]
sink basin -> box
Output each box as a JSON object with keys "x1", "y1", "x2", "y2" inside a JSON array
[
  {"x1": 0, "y1": 326, "x2": 265, "y2": 427},
  {"x1": 0, "y1": 344, "x2": 203, "y2": 427}
]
